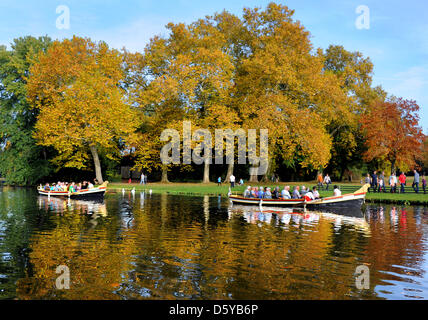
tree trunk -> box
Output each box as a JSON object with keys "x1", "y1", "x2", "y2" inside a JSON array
[
  {"x1": 249, "y1": 166, "x2": 259, "y2": 183},
  {"x1": 261, "y1": 158, "x2": 273, "y2": 183},
  {"x1": 391, "y1": 159, "x2": 396, "y2": 175},
  {"x1": 225, "y1": 162, "x2": 234, "y2": 182},
  {"x1": 89, "y1": 145, "x2": 103, "y2": 184},
  {"x1": 161, "y1": 165, "x2": 169, "y2": 183},
  {"x1": 203, "y1": 161, "x2": 210, "y2": 183}
]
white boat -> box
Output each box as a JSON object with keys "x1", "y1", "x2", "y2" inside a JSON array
[{"x1": 229, "y1": 184, "x2": 370, "y2": 210}]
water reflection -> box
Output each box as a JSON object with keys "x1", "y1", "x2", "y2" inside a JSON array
[{"x1": 1, "y1": 190, "x2": 428, "y2": 300}]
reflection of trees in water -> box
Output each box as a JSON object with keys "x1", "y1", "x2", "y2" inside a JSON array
[
  {"x1": 363, "y1": 205, "x2": 427, "y2": 298},
  {"x1": 10, "y1": 192, "x2": 428, "y2": 300},
  {"x1": 0, "y1": 188, "x2": 39, "y2": 299}
]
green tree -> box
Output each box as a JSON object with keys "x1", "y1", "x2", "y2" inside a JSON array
[{"x1": 0, "y1": 36, "x2": 53, "y2": 185}]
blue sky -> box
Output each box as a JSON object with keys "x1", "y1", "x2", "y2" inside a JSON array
[{"x1": 1, "y1": 0, "x2": 427, "y2": 131}]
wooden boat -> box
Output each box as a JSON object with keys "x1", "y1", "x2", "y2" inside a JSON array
[
  {"x1": 229, "y1": 184, "x2": 370, "y2": 209},
  {"x1": 37, "y1": 181, "x2": 108, "y2": 199}
]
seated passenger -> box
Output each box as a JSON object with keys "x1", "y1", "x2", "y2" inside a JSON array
[
  {"x1": 281, "y1": 186, "x2": 291, "y2": 199},
  {"x1": 301, "y1": 186, "x2": 307, "y2": 196},
  {"x1": 87, "y1": 182, "x2": 94, "y2": 189},
  {"x1": 333, "y1": 185, "x2": 342, "y2": 197},
  {"x1": 69, "y1": 183, "x2": 76, "y2": 193},
  {"x1": 305, "y1": 190, "x2": 315, "y2": 201},
  {"x1": 292, "y1": 186, "x2": 301, "y2": 199},
  {"x1": 243, "y1": 186, "x2": 251, "y2": 198},
  {"x1": 44, "y1": 183, "x2": 50, "y2": 191},
  {"x1": 272, "y1": 187, "x2": 280, "y2": 199},
  {"x1": 251, "y1": 187, "x2": 258, "y2": 198},
  {"x1": 312, "y1": 186, "x2": 320, "y2": 199},
  {"x1": 258, "y1": 187, "x2": 264, "y2": 199},
  {"x1": 264, "y1": 188, "x2": 272, "y2": 199}
]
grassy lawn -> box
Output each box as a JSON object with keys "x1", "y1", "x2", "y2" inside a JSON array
[{"x1": 109, "y1": 181, "x2": 428, "y2": 205}]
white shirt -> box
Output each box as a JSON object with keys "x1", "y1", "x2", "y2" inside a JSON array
[
  {"x1": 281, "y1": 190, "x2": 291, "y2": 199},
  {"x1": 333, "y1": 188, "x2": 342, "y2": 197},
  {"x1": 305, "y1": 192, "x2": 315, "y2": 200},
  {"x1": 230, "y1": 175, "x2": 235, "y2": 183}
]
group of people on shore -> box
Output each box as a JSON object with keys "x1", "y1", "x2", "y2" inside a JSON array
[
  {"x1": 42, "y1": 180, "x2": 95, "y2": 193},
  {"x1": 218, "y1": 174, "x2": 244, "y2": 188},
  {"x1": 365, "y1": 170, "x2": 427, "y2": 194},
  {"x1": 316, "y1": 173, "x2": 332, "y2": 190}
]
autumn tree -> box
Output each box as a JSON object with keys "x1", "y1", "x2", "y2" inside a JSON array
[
  {"x1": 220, "y1": 3, "x2": 349, "y2": 182},
  {"x1": 26, "y1": 37, "x2": 139, "y2": 183},
  {"x1": 322, "y1": 45, "x2": 386, "y2": 180},
  {"x1": 360, "y1": 98, "x2": 424, "y2": 174},
  {"x1": 129, "y1": 17, "x2": 238, "y2": 183}
]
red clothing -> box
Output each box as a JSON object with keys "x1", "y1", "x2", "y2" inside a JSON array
[{"x1": 399, "y1": 174, "x2": 406, "y2": 184}]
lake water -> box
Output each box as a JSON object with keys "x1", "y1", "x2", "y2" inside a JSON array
[{"x1": 1, "y1": 187, "x2": 428, "y2": 300}]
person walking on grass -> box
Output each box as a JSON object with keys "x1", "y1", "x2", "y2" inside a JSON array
[
  {"x1": 230, "y1": 174, "x2": 235, "y2": 188},
  {"x1": 379, "y1": 171, "x2": 386, "y2": 192},
  {"x1": 371, "y1": 171, "x2": 378, "y2": 193},
  {"x1": 317, "y1": 173, "x2": 324, "y2": 190},
  {"x1": 413, "y1": 169, "x2": 420, "y2": 193},
  {"x1": 399, "y1": 172, "x2": 406, "y2": 193},
  {"x1": 422, "y1": 175, "x2": 426, "y2": 194},
  {"x1": 323, "y1": 174, "x2": 331, "y2": 191},
  {"x1": 365, "y1": 174, "x2": 371, "y2": 192},
  {"x1": 389, "y1": 172, "x2": 397, "y2": 193}
]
